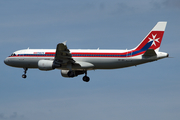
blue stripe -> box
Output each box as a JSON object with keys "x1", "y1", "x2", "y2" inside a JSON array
[{"x1": 120, "y1": 41, "x2": 153, "y2": 57}]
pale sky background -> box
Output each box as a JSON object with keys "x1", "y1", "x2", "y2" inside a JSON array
[{"x1": 0, "y1": 0, "x2": 180, "y2": 120}]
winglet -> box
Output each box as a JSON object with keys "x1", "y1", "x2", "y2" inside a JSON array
[{"x1": 63, "y1": 41, "x2": 67, "y2": 45}]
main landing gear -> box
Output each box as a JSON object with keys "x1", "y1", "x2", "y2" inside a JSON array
[
  {"x1": 22, "y1": 68, "x2": 28, "y2": 78},
  {"x1": 82, "y1": 71, "x2": 90, "y2": 82}
]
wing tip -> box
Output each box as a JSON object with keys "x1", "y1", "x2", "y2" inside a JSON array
[{"x1": 63, "y1": 41, "x2": 67, "y2": 45}]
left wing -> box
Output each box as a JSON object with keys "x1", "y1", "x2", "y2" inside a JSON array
[
  {"x1": 53, "y1": 42, "x2": 94, "y2": 70},
  {"x1": 53, "y1": 42, "x2": 74, "y2": 68}
]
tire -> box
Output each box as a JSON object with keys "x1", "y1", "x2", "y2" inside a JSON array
[
  {"x1": 22, "y1": 74, "x2": 27, "y2": 78},
  {"x1": 83, "y1": 76, "x2": 90, "y2": 82}
]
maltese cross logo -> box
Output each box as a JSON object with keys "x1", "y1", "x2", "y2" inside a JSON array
[{"x1": 148, "y1": 34, "x2": 160, "y2": 46}]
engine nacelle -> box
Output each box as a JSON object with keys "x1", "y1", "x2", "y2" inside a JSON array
[
  {"x1": 38, "y1": 60, "x2": 54, "y2": 71},
  {"x1": 61, "y1": 70, "x2": 85, "y2": 78}
]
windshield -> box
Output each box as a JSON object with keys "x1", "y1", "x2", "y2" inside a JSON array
[{"x1": 10, "y1": 53, "x2": 16, "y2": 56}]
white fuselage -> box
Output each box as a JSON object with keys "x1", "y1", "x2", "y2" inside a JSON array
[{"x1": 4, "y1": 49, "x2": 168, "y2": 70}]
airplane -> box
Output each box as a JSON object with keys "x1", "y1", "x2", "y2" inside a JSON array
[{"x1": 4, "y1": 21, "x2": 168, "y2": 82}]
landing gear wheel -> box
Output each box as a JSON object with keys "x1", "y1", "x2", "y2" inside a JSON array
[
  {"x1": 22, "y1": 74, "x2": 27, "y2": 78},
  {"x1": 83, "y1": 76, "x2": 90, "y2": 82},
  {"x1": 22, "y1": 68, "x2": 28, "y2": 79}
]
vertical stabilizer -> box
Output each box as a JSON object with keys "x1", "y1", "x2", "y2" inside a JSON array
[{"x1": 134, "y1": 22, "x2": 167, "y2": 52}]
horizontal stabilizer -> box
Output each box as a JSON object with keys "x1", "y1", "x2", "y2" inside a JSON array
[{"x1": 143, "y1": 49, "x2": 157, "y2": 57}]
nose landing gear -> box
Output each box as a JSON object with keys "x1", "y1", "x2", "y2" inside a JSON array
[{"x1": 22, "y1": 68, "x2": 28, "y2": 78}]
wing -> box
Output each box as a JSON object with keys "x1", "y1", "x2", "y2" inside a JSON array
[
  {"x1": 53, "y1": 42, "x2": 94, "y2": 70},
  {"x1": 53, "y1": 42, "x2": 74, "y2": 68}
]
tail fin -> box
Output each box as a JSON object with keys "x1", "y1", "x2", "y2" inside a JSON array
[{"x1": 134, "y1": 21, "x2": 167, "y2": 52}]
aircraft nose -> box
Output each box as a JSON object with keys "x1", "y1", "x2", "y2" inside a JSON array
[{"x1": 4, "y1": 58, "x2": 9, "y2": 65}]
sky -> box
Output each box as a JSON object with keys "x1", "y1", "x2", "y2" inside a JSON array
[{"x1": 0, "y1": 0, "x2": 180, "y2": 120}]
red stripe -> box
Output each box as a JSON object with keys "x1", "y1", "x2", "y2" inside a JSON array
[
  {"x1": 45, "y1": 52, "x2": 55, "y2": 54},
  {"x1": 71, "y1": 52, "x2": 129, "y2": 55}
]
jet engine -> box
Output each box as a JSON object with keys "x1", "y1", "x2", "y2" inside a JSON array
[
  {"x1": 61, "y1": 70, "x2": 85, "y2": 78},
  {"x1": 38, "y1": 60, "x2": 54, "y2": 71}
]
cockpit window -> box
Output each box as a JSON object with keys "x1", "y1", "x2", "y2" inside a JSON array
[{"x1": 10, "y1": 53, "x2": 16, "y2": 56}]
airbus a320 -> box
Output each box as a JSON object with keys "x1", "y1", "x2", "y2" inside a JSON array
[{"x1": 4, "y1": 22, "x2": 169, "y2": 82}]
